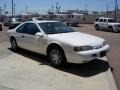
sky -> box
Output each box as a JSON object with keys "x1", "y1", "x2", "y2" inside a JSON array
[{"x1": 0, "y1": 0, "x2": 120, "y2": 14}]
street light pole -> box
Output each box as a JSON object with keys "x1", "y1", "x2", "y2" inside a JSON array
[
  {"x1": 12, "y1": 0, "x2": 14, "y2": 18},
  {"x1": 14, "y1": 4, "x2": 16, "y2": 14}
]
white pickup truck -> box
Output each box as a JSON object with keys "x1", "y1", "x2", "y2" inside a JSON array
[{"x1": 94, "y1": 17, "x2": 120, "y2": 32}]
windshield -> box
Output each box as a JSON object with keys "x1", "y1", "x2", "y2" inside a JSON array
[
  {"x1": 39, "y1": 22, "x2": 75, "y2": 34},
  {"x1": 108, "y1": 19, "x2": 115, "y2": 23}
]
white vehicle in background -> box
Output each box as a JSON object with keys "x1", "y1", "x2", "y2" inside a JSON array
[
  {"x1": 66, "y1": 13, "x2": 83, "y2": 26},
  {"x1": 40, "y1": 13, "x2": 84, "y2": 26},
  {"x1": 8, "y1": 21, "x2": 109, "y2": 67},
  {"x1": 94, "y1": 17, "x2": 120, "y2": 32}
]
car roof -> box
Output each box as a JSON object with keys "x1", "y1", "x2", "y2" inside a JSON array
[{"x1": 24, "y1": 20, "x2": 60, "y2": 24}]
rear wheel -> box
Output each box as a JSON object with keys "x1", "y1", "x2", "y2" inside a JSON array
[
  {"x1": 0, "y1": 24, "x2": 2, "y2": 31},
  {"x1": 10, "y1": 38, "x2": 18, "y2": 51},
  {"x1": 95, "y1": 25, "x2": 99, "y2": 30},
  {"x1": 48, "y1": 46, "x2": 66, "y2": 67}
]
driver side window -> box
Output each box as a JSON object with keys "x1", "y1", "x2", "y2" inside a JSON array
[
  {"x1": 26, "y1": 23, "x2": 40, "y2": 35},
  {"x1": 16, "y1": 23, "x2": 40, "y2": 35}
]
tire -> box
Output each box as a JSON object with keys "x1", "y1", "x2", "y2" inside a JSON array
[
  {"x1": 10, "y1": 38, "x2": 18, "y2": 51},
  {"x1": 0, "y1": 25, "x2": 2, "y2": 31},
  {"x1": 95, "y1": 25, "x2": 99, "y2": 30},
  {"x1": 48, "y1": 46, "x2": 66, "y2": 67},
  {"x1": 108, "y1": 27, "x2": 113, "y2": 32}
]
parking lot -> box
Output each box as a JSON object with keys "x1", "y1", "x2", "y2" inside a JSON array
[{"x1": 0, "y1": 24, "x2": 119, "y2": 90}]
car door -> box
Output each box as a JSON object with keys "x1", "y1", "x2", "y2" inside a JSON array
[
  {"x1": 102, "y1": 19, "x2": 108, "y2": 29},
  {"x1": 98, "y1": 19, "x2": 104, "y2": 29},
  {"x1": 15, "y1": 23, "x2": 26, "y2": 48},
  {"x1": 21, "y1": 23, "x2": 45, "y2": 54}
]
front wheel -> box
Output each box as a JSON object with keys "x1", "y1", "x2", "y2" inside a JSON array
[
  {"x1": 108, "y1": 27, "x2": 113, "y2": 32},
  {"x1": 10, "y1": 38, "x2": 18, "y2": 51},
  {"x1": 113, "y1": 28, "x2": 119, "y2": 33},
  {"x1": 48, "y1": 47, "x2": 66, "y2": 67}
]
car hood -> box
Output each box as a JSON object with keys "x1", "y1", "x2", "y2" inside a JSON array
[{"x1": 48, "y1": 32, "x2": 104, "y2": 46}]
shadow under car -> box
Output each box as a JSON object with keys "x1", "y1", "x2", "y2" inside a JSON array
[{"x1": 8, "y1": 48, "x2": 110, "y2": 77}]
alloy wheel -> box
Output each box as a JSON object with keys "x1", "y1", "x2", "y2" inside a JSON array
[
  {"x1": 11, "y1": 39, "x2": 17, "y2": 51},
  {"x1": 50, "y1": 49, "x2": 62, "y2": 65}
]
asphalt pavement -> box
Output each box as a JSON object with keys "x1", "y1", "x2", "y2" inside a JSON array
[{"x1": 74, "y1": 24, "x2": 120, "y2": 90}]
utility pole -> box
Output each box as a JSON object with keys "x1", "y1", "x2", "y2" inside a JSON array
[
  {"x1": 56, "y1": 2, "x2": 58, "y2": 13},
  {"x1": 85, "y1": 4, "x2": 88, "y2": 11},
  {"x1": 12, "y1": 0, "x2": 14, "y2": 18},
  {"x1": 0, "y1": 7, "x2": 2, "y2": 15},
  {"x1": 4, "y1": 4, "x2": 7, "y2": 15},
  {"x1": 52, "y1": 4, "x2": 54, "y2": 14},
  {"x1": 26, "y1": 6, "x2": 28, "y2": 13},
  {"x1": 14, "y1": 3, "x2": 16, "y2": 14},
  {"x1": 56, "y1": 2, "x2": 61, "y2": 14},
  {"x1": 115, "y1": 0, "x2": 118, "y2": 22},
  {"x1": 107, "y1": 4, "x2": 108, "y2": 14}
]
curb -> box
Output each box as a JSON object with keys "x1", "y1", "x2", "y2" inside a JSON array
[{"x1": 103, "y1": 57, "x2": 117, "y2": 90}]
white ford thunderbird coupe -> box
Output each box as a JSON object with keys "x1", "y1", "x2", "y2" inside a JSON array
[{"x1": 8, "y1": 21, "x2": 109, "y2": 66}]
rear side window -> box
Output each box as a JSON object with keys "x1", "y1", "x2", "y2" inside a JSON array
[
  {"x1": 103, "y1": 19, "x2": 107, "y2": 22},
  {"x1": 99, "y1": 19, "x2": 103, "y2": 22},
  {"x1": 16, "y1": 23, "x2": 40, "y2": 35},
  {"x1": 16, "y1": 24, "x2": 25, "y2": 33}
]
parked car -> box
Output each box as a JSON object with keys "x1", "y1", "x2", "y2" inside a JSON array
[
  {"x1": 9, "y1": 18, "x2": 23, "y2": 29},
  {"x1": 94, "y1": 17, "x2": 120, "y2": 32},
  {"x1": 8, "y1": 21, "x2": 109, "y2": 67}
]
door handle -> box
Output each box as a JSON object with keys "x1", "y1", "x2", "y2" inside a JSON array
[{"x1": 22, "y1": 36, "x2": 24, "y2": 38}]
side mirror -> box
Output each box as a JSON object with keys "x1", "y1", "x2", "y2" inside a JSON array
[{"x1": 35, "y1": 32, "x2": 43, "y2": 37}]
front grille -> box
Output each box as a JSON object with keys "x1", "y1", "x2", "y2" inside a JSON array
[{"x1": 93, "y1": 44, "x2": 103, "y2": 49}]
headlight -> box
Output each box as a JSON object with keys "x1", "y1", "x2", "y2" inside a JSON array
[
  {"x1": 74, "y1": 46, "x2": 93, "y2": 52},
  {"x1": 114, "y1": 25, "x2": 120, "y2": 27},
  {"x1": 103, "y1": 41, "x2": 107, "y2": 46}
]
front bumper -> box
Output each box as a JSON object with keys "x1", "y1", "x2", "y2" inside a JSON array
[
  {"x1": 113, "y1": 26, "x2": 120, "y2": 31},
  {"x1": 66, "y1": 45, "x2": 109, "y2": 64}
]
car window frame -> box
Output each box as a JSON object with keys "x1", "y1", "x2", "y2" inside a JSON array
[
  {"x1": 24, "y1": 23, "x2": 40, "y2": 35},
  {"x1": 16, "y1": 23, "x2": 25, "y2": 33},
  {"x1": 103, "y1": 19, "x2": 107, "y2": 22},
  {"x1": 99, "y1": 19, "x2": 103, "y2": 22}
]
